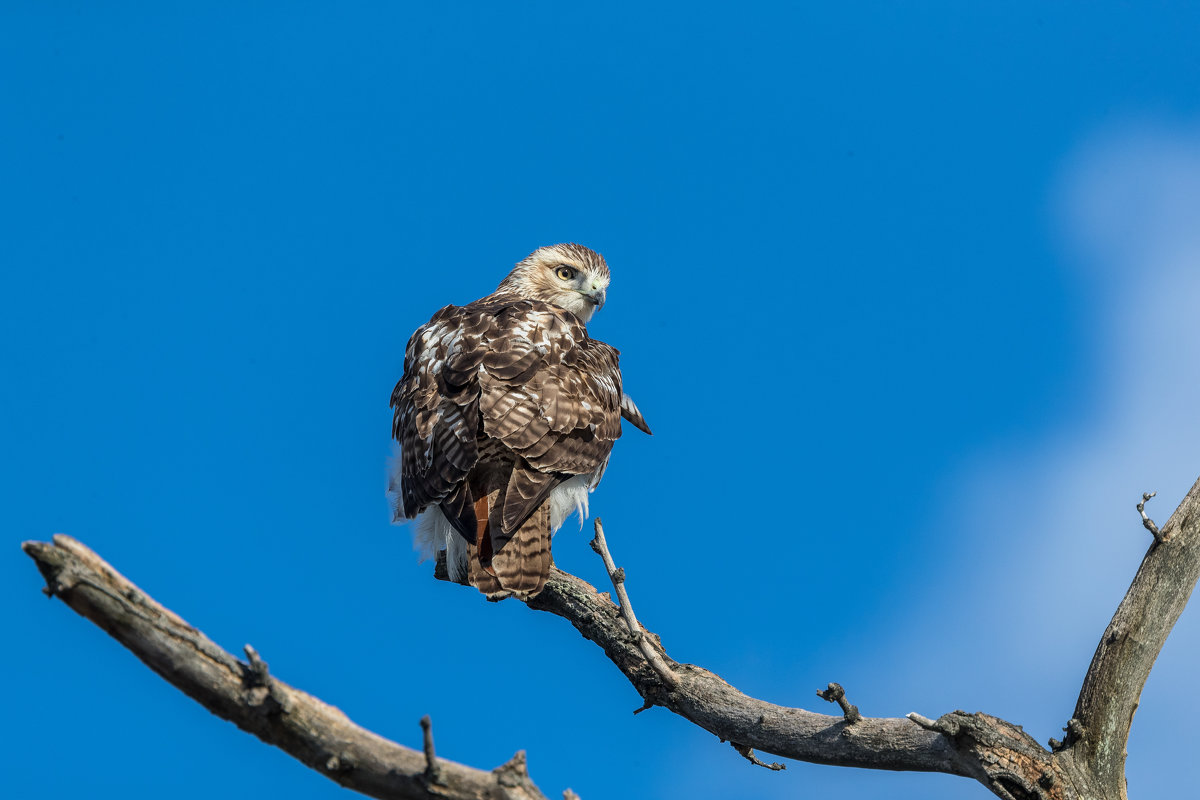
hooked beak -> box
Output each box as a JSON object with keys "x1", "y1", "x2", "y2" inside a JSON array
[{"x1": 585, "y1": 287, "x2": 606, "y2": 310}]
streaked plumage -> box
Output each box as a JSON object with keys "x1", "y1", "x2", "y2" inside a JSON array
[{"x1": 390, "y1": 244, "x2": 650, "y2": 600}]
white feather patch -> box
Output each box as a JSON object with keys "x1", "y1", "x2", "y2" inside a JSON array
[
  {"x1": 386, "y1": 446, "x2": 405, "y2": 521},
  {"x1": 549, "y1": 474, "x2": 593, "y2": 533},
  {"x1": 411, "y1": 506, "x2": 467, "y2": 582}
]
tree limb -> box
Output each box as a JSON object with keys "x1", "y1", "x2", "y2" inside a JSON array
[
  {"x1": 1071, "y1": 478, "x2": 1200, "y2": 790},
  {"x1": 440, "y1": 477, "x2": 1200, "y2": 799},
  {"x1": 589, "y1": 518, "x2": 679, "y2": 688},
  {"x1": 520, "y1": 563, "x2": 976, "y2": 773},
  {"x1": 22, "y1": 534, "x2": 550, "y2": 800},
  {"x1": 23, "y1": 474, "x2": 1200, "y2": 799}
]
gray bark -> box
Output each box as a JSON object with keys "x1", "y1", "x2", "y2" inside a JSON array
[
  {"x1": 22, "y1": 535, "x2": 550, "y2": 800},
  {"x1": 23, "y1": 474, "x2": 1200, "y2": 800},
  {"x1": 491, "y1": 477, "x2": 1200, "y2": 799}
]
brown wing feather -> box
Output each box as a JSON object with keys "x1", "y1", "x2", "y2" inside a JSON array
[
  {"x1": 499, "y1": 464, "x2": 562, "y2": 536},
  {"x1": 392, "y1": 296, "x2": 628, "y2": 600}
]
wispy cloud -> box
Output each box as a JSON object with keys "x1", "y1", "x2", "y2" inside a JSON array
[{"x1": 934, "y1": 120, "x2": 1200, "y2": 794}]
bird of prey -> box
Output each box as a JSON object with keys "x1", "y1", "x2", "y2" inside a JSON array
[{"x1": 390, "y1": 243, "x2": 651, "y2": 600}]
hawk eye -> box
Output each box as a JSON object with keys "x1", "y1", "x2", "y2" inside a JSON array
[{"x1": 555, "y1": 266, "x2": 577, "y2": 281}]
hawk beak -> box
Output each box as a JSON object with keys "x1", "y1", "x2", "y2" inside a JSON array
[{"x1": 587, "y1": 288, "x2": 606, "y2": 310}]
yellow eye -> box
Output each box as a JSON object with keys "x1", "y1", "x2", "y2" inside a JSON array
[{"x1": 555, "y1": 266, "x2": 577, "y2": 281}]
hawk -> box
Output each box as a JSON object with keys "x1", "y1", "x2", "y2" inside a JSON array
[{"x1": 389, "y1": 243, "x2": 650, "y2": 600}]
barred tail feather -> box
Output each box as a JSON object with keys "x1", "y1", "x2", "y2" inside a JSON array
[{"x1": 490, "y1": 503, "x2": 552, "y2": 601}]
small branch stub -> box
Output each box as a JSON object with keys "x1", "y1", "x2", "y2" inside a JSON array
[
  {"x1": 244, "y1": 644, "x2": 270, "y2": 685},
  {"x1": 420, "y1": 715, "x2": 444, "y2": 785},
  {"x1": 906, "y1": 712, "x2": 940, "y2": 732},
  {"x1": 732, "y1": 742, "x2": 786, "y2": 771},
  {"x1": 817, "y1": 682, "x2": 861, "y2": 724},
  {"x1": 1138, "y1": 491, "x2": 1164, "y2": 543}
]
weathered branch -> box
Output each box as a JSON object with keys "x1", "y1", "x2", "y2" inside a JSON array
[
  {"x1": 445, "y1": 477, "x2": 1200, "y2": 799},
  {"x1": 1071, "y1": 478, "x2": 1200, "y2": 789},
  {"x1": 589, "y1": 518, "x2": 679, "y2": 688},
  {"x1": 25, "y1": 474, "x2": 1200, "y2": 800},
  {"x1": 22, "y1": 535, "x2": 550, "y2": 800},
  {"x1": 522, "y1": 567, "x2": 973, "y2": 777}
]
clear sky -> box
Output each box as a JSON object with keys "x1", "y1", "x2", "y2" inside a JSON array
[{"x1": 4, "y1": 3, "x2": 1199, "y2": 799}]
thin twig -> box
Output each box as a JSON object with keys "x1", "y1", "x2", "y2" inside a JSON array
[
  {"x1": 1072, "y1": 478, "x2": 1200, "y2": 788},
  {"x1": 906, "y1": 712, "x2": 940, "y2": 732},
  {"x1": 1138, "y1": 491, "x2": 1164, "y2": 543},
  {"x1": 589, "y1": 518, "x2": 679, "y2": 688},
  {"x1": 816, "y1": 682, "x2": 861, "y2": 724},
  {"x1": 732, "y1": 742, "x2": 786, "y2": 771}
]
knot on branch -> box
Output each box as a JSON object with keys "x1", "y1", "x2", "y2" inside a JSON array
[
  {"x1": 241, "y1": 645, "x2": 289, "y2": 715},
  {"x1": 816, "y1": 682, "x2": 861, "y2": 724},
  {"x1": 1048, "y1": 717, "x2": 1086, "y2": 753},
  {"x1": 493, "y1": 750, "x2": 531, "y2": 788},
  {"x1": 323, "y1": 753, "x2": 355, "y2": 774},
  {"x1": 907, "y1": 711, "x2": 1060, "y2": 799}
]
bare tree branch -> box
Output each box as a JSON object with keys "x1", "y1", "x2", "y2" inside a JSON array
[
  {"x1": 1071, "y1": 478, "x2": 1200, "y2": 789},
  {"x1": 22, "y1": 535, "x2": 551, "y2": 800},
  {"x1": 23, "y1": 474, "x2": 1200, "y2": 799},
  {"x1": 517, "y1": 564, "x2": 974, "y2": 777},
  {"x1": 453, "y1": 476, "x2": 1200, "y2": 799},
  {"x1": 589, "y1": 518, "x2": 679, "y2": 688}
]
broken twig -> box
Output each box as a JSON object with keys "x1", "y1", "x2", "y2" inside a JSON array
[
  {"x1": 1138, "y1": 491, "x2": 1164, "y2": 543},
  {"x1": 732, "y1": 742, "x2": 786, "y2": 771},
  {"x1": 816, "y1": 682, "x2": 861, "y2": 724}
]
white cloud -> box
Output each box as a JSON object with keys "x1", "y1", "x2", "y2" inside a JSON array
[
  {"x1": 670, "y1": 121, "x2": 1200, "y2": 800},
  {"x1": 933, "y1": 120, "x2": 1200, "y2": 795}
]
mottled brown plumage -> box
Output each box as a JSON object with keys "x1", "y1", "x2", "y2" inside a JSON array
[{"x1": 390, "y1": 244, "x2": 649, "y2": 600}]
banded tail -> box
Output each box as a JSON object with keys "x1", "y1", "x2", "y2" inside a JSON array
[{"x1": 467, "y1": 488, "x2": 553, "y2": 601}]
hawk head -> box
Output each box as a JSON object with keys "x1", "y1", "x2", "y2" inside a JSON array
[{"x1": 497, "y1": 243, "x2": 611, "y2": 323}]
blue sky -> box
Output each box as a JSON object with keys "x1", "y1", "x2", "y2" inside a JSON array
[{"x1": 4, "y1": 3, "x2": 1199, "y2": 799}]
